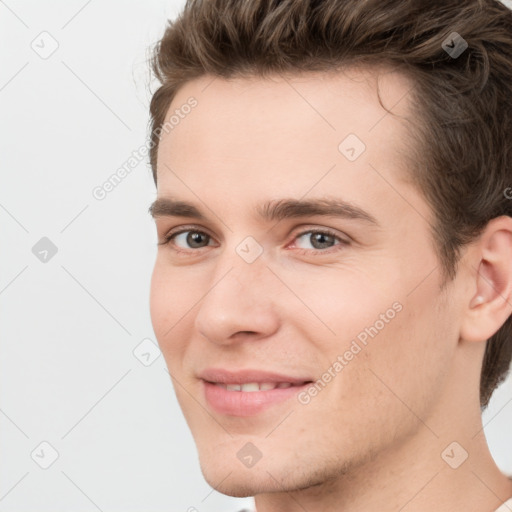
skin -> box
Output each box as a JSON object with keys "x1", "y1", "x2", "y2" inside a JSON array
[{"x1": 149, "y1": 68, "x2": 512, "y2": 512}]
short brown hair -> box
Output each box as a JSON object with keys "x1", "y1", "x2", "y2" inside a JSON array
[{"x1": 148, "y1": 0, "x2": 512, "y2": 409}]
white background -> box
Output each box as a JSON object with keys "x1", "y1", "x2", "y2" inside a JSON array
[{"x1": 1, "y1": 1, "x2": 511, "y2": 511}]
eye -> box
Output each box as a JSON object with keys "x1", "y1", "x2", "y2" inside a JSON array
[
  {"x1": 292, "y1": 229, "x2": 347, "y2": 253},
  {"x1": 159, "y1": 228, "x2": 215, "y2": 251}
]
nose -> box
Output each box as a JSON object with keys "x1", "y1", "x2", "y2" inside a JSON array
[{"x1": 194, "y1": 259, "x2": 281, "y2": 346}]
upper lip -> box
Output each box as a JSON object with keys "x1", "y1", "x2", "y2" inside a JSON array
[{"x1": 199, "y1": 368, "x2": 313, "y2": 385}]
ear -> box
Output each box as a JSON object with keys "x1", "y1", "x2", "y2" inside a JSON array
[{"x1": 460, "y1": 216, "x2": 512, "y2": 343}]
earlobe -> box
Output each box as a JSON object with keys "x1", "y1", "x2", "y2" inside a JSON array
[{"x1": 460, "y1": 217, "x2": 512, "y2": 343}]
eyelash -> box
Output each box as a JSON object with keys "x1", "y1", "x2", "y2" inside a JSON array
[{"x1": 158, "y1": 226, "x2": 349, "y2": 256}]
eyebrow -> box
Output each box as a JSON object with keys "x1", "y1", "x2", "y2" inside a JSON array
[{"x1": 148, "y1": 197, "x2": 379, "y2": 226}]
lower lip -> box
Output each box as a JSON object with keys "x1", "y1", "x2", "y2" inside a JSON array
[{"x1": 203, "y1": 380, "x2": 311, "y2": 417}]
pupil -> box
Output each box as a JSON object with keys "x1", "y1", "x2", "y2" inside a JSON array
[
  {"x1": 188, "y1": 232, "x2": 207, "y2": 248},
  {"x1": 312, "y1": 233, "x2": 333, "y2": 249}
]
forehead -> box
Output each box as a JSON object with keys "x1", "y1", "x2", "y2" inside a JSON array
[{"x1": 155, "y1": 68, "x2": 416, "y2": 211}]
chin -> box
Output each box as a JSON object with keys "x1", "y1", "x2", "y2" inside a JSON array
[
  {"x1": 198, "y1": 460, "x2": 270, "y2": 497},
  {"x1": 196, "y1": 442, "x2": 285, "y2": 496},
  {"x1": 196, "y1": 445, "x2": 337, "y2": 499}
]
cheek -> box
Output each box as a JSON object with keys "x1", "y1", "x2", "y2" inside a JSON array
[
  {"x1": 283, "y1": 262, "x2": 399, "y2": 342},
  {"x1": 343, "y1": 284, "x2": 455, "y2": 422},
  {"x1": 306, "y1": 266, "x2": 453, "y2": 412},
  {"x1": 149, "y1": 261, "x2": 167, "y2": 339},
  {"x1": 149, "y1": 261, "x2": 190, "y2": 357}
]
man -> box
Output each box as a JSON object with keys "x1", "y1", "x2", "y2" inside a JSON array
[{"x1": 147, "y1": 0, "x2": 512, "y2": 510}]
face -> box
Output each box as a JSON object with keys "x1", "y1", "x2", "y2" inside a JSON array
[{"x1": 149, "y1": 69, "x2": 461, "y2": 497}]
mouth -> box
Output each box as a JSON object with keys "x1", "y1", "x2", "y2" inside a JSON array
[
  {"x1": 206, "y1": 381, "x2": 313, "y2": 392},
  {"x1": 201, "y1": 379, "x2": 314, "y2": 416}
]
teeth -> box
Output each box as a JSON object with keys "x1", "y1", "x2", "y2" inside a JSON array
[
  {"x1": 259, "y1": 382, "x2": 277, "y2": 391},
  {"x1": 240, "y1": 383, "x2": 260, "y2": 392},
  {"x1": 215, "y1": 382, "x2": 299, "y2": 391}
]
